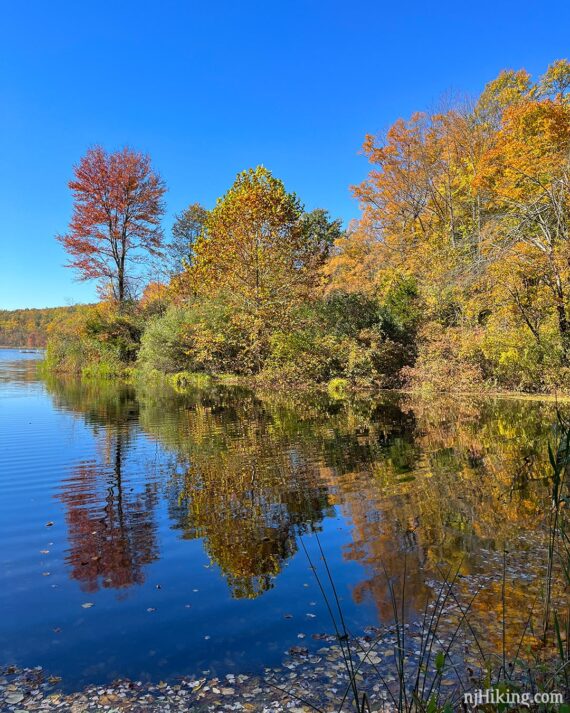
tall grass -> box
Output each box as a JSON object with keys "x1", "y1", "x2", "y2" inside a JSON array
[{"x1": 272, "y1": 418, "x2": 570, "y2": 712}]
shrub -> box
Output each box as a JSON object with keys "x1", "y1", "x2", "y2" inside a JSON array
[
  {"x1": 169, "y1": 371, "x2": 213, "y2": 391},
  {"x1": 479, "y1": 322, "x2": 570, "y2": 393},
  {"x1": 327, "y1": 377, "x2": 349, "y2": 399},
  {"x1": 317, "y1": 291, "x2": 382, "y2": 338},
  {"x1": 137, "y1": 306, "x2": 193, "y2": 374},
  {"x1": 185, "y1": 300, "x2": 252, "y2": 374},
  {"x1": 137, "y1": 298, "x2": 252, "y2": 376},
  {"x1": 402, "y1": 323, "x2": 485, "y2": 393},
  {"x1": 262, "y1": 329, "x2": 345, "y2": 385},
  {"x1": 45, "y1": 303, "x2": 140, "y2": 375}
]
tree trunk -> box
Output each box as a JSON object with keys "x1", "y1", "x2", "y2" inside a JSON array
[
  {"x1": 117, "y1": 239, "x2": 126, "y2": 306},
  {"x1": 557, "y1": 302, "x2": 570, "y2": 366}
]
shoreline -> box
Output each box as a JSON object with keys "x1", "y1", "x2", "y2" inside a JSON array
[
  {"x1": 1, "y1": 545, "x2": 560, "y2": 712},
  {"x1": 1, "y1": 347, "x2": 565, "y2": 402},
  {"x1": 0, "y1": 621, "x2": 478, "y2": 713},
  {"x1": 41, "y1": 363, "x2": 570, "y2": 404}
]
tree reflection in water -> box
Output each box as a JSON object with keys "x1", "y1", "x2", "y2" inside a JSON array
[
  {"x1": 47, "y1": 378, "x2": 160, "y2": 591},
  {"x1": 44, "y1": 374, "x2": 562, "y2": 631},
  {"x1": 142, "y1": 388, "x2": 334, "y2": 599}
]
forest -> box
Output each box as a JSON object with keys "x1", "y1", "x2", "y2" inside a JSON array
[
  {"x1": 0, "y1": 306, "x2": 79, "y2": 347},
  {"x1": 41, "y1": 59, "x2": 570, "y2": 394}
]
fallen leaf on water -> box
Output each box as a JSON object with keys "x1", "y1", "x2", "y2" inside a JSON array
[
  {"x1": 45, "y1": 522, "x2": 54, "y2": 527},
  {"x1": 81, "y1": 602, "x2": 94, "y2": 609}
]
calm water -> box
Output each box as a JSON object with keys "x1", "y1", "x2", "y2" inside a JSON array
[{"x1": 0, "y1": 349, "x2": 559, "y2": 688}]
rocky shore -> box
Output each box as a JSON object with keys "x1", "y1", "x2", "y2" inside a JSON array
[
  {"x1": 1, "y1": 550, "x2": 561, "y2": 712},
  {"x1": 0, "y1": 627, "x2": 418, "y2": 713}
]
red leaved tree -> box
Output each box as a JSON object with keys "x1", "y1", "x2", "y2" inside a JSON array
[{"x1": 58, "y1": 146, "x2": 167, "y2": 303}]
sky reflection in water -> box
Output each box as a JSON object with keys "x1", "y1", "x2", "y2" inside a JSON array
[{"x1": 0, "y1": 349, "x2": 558, "y2": 687}]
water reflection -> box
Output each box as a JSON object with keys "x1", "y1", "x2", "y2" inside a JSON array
[
  {"x1": 160, "y1": 394, "x2": 334, "y2": 599},
  {"x1": 58, "y1": 437, "x2": 159, "y2": 592},
  {"x1": 0, "y1": 348, "x2": 44, "y2": 392},
  {"x1": 43, "y1": 374, "x2": 558, "y2": 616},
  {"x1": 44, "y1": 378, "x2": 159, "y2": 591}
]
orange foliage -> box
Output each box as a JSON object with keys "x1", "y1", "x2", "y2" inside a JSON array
[{"x1": 57, "y1": 146, "x2": 166, "y2": 303}]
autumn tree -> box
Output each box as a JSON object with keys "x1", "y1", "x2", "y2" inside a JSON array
[
  {"x1": 329, "y1": 59, "x2": 570, "y2": 391},
  {"x1": 350, "y1": 107, "x2": 488, "y2": 308},
  {"x1": 476, "y1": 98, "x2": 570, "y2": 364},
  {"x1": 474, "y1": 68, "x2": 532, "y2": 130},
  {"x1": 167, "y1": 202, "x2": 208, "y2": 275},
  {"x1": 537, "y1": 59, "x2": 570, "y2": 100},
  {"x1": 188, "y1": 166, "x2": 314, "y2": 369},
  {"x1": 296, "y1": 208, "x2": 344, "y2": 281},
  {"x1": 58, "y1": 146, "x2": 166, "y2": 304}
]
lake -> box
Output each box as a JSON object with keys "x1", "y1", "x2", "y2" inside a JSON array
[{"x1": 0, "y1": 348, "x2": 559, "y2": 690}]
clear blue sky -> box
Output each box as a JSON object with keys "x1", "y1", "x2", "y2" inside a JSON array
[{"x1": 1, "y1": 0, "x2": 569, "y2": 309}]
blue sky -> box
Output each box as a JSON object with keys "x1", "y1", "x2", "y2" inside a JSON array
[{"x1": 1, "y1": 0, "x2": 569, "y2": 309}]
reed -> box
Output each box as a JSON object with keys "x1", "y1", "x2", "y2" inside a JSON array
[{"x1": 273, "y1": 417, "x2": 570, "y2": 711}]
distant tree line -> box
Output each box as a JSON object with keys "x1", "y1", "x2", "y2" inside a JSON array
[{"x1": 0, "y1": 306, "x2": 81, "y2": 347}]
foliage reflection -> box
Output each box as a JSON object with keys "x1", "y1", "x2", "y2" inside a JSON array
[{"x1": 45, "y1": 375, "x2": 559, "y2": 616}]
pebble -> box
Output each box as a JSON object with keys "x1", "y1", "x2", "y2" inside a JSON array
[
  {"x1": 5, "y1": 691, "x2": 24, "y2": 704},
  {"x1": 0, "y1": 540, "x2": 564, "y2": 712}
]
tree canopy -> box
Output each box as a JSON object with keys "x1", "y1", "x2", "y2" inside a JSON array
[
  {"x1": 44, "y1": 59, "x2": 570, "y2": 394},
  {"x1": 58, "y1": 146, "x2": 166, "y2": 303}
]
